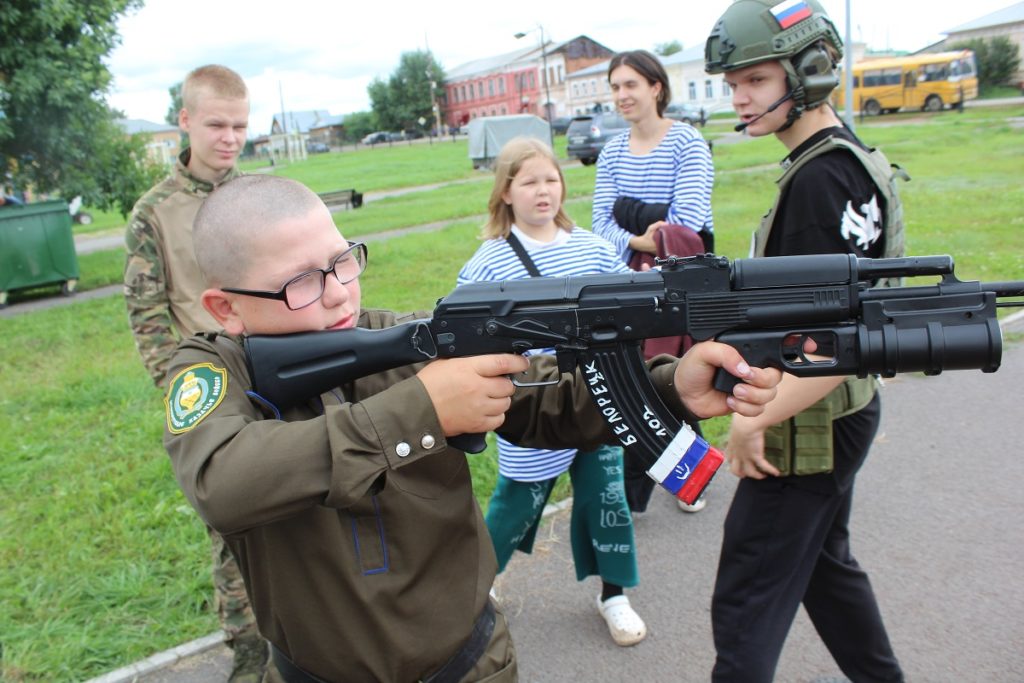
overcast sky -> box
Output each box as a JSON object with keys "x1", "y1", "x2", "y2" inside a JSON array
[{"x1": 106, "y1": 0, "x2": 1014, "y2": 135}]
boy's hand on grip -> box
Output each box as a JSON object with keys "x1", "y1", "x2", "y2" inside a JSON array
[{"x1": 417, "y1": 354, "x2": 528, "y2": 437}]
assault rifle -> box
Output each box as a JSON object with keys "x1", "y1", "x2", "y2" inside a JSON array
[{"x1": 244, "y1": 253, "x2": 1024, "y2": 504}]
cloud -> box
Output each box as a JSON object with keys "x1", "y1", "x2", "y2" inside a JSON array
[{"x1": 106, "y1": 0, "x2": 1014, "y2": 136}]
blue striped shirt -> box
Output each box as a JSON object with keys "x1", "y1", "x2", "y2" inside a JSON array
[
  {"x1": 457, "y1": 226, "x2": 630, "y2": 481},
  {"x1": 592, "y1": 121, "x2": 714, "y2": 262}
]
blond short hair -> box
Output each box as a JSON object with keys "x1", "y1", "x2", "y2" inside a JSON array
[
  {"x1": 194, "y1": 176, "x2": 325, "y2": 288},
  {"x1": 482, "y1": 137, "x2": 573, "y2": 240},
  {"x1": 181, "y1": 65, "x2": 248, "y2": 111}
]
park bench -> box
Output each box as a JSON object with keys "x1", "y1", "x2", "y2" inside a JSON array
[{"x1": 318, "y1": 188, "x2": 364, "y2": 211}]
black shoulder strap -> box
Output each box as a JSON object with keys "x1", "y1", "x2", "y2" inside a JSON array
[{"x1": 505, "y1": 231, "x2": 542, "y2": 278}]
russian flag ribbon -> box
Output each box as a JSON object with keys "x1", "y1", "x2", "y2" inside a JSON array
[
  {"x1": 771, "y1": 0, "x2": 813, "y2": 29},
  {"x1": 646, "y1": 425, "x2": 724, "y2": 505}
]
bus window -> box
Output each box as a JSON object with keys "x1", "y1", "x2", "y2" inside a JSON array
[{"x1": 923, "y1": 63, "x2": 950, "y2": 82}]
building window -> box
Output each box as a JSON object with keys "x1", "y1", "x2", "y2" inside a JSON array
[
  {"x1": 478, "y1": 82, "x2": 484, "y2": 99},
  {"x1": 721, "y1": 79, "x2": 731, "y2": 96},
  {"x1": 557, "y1": 65, "x2": 564, "y2": 83},
  {"x1": 705, "y1": 80, "x2": 713, "y2": 98},
  {"x1": 499, "y1": 78, "x2": 505, "y2": 94},
  {"x1": 489, "y1": 80, "x2": 494, "y2": 97},
  {"x1": 688, "y1": 81, "x2": 697, "y2": 100}
]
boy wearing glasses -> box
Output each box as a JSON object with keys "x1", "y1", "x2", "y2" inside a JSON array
[{"x1": 164, "y1": 175, "x2": 782, "y2": 682}]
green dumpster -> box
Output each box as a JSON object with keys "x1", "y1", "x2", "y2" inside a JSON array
[{"x1": 0, "y1": 200, "x2": 80, "y2": 307}]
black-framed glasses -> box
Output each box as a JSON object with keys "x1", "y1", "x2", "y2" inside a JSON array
[{"x1": 222, "y1": 241, "x2": 367, "y2": 310}]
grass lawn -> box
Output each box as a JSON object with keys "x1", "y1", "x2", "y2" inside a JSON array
[{"x1": 2, "y1": 106, "x2": 1022, "y2": 681}]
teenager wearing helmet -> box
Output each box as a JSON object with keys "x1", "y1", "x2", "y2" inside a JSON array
[{"x1": 705, "y1": 1, "x2": 906, "y2": 681}]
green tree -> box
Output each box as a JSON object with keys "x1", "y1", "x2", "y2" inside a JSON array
[
  {"x1": 164, "y1": 81, "x2": 188, "y2": 149},
  {"x1": 341, "y1": 110, "x2": 378, "y2": 142},
  {"x1": 165, "y1": 82, "x2": 183, "y2": 126},
  {"x1": 655, "y1": 40, "x2": 683, "y2": 57},
  {"x1": 0, "y1": 0, "x2": 162, "y2": 216},
  {"x1": 368, "y1": 50, "x2": 445, "y2": 134},
  {"x1": 952, "y1": 36, "x2": 1021, "y2": 90}
]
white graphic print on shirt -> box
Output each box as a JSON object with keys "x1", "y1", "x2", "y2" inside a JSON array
[{"x1": 840, "y1": 194, "x2": 883, "y2": 249}]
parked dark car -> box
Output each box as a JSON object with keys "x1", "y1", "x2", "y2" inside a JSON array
[
  {"x1": 361, "y1": 131, "x2": 389, "y2": 145},
  {"x1": 664, "y1": 102, "x2": 707, "y2": 127},
  {"x1": 565, "y1": 112, "x2": 630, "y2": 165}
]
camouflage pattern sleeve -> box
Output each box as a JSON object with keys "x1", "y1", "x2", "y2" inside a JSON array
[{"x1": 124, "y1": 204, "x2": 178, "y2": 387}]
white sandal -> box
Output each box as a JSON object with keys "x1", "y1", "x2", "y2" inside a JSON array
[{"x1": 597, "y1": 594, "x2": 648, "y2": 646}]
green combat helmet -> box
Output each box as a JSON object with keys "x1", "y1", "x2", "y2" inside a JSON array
[{"x1": 706, "y1": 0, "x2": 843, "y2": 122}]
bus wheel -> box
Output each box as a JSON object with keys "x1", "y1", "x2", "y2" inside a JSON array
[
  {"x1": 863, "y1": 99, "x2": 882, "y2": 116},
  {"x1": 924, "y1": 95, "x2": 943, "y2": 112}
]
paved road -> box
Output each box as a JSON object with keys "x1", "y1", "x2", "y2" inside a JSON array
[{"x1": 90, "y1": 318, "x2": 1024, "y2": 683}]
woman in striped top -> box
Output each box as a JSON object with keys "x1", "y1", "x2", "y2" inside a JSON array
[
  {"x1": 458, "y1": 137, "x2": 648, "y2": 647},
  {"x1": 592, "y1": 50, "x2": 716, "y2": 514},
  {"x1": 592, "y1": 50, "x2": 715, "y2": 262}
]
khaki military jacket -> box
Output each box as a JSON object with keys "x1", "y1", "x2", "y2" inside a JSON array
[
  {"x1": 124, "y1": 149, "x2": 241, "y2": 385},
  {"x1": 164, "y1": 309, "x2": 690, "y2": 681}
]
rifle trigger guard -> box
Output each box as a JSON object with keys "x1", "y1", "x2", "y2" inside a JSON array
[{"x1": 510, "y1": 375, "x2": 559, "y2": 388}]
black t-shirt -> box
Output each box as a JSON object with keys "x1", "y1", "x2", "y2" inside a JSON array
[{"x1": 765, "y1": 126, "x2": 886, "y2": 259}]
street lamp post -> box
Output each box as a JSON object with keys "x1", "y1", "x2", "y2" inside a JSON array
[
  {"x1": 427, "y1": 70, "x2": 443, "y2": 137},
  {"x1": 515, "y1": 24, "x2": 554, "y2": 146}
]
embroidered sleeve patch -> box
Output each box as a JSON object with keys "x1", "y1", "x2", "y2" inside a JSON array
[{"x1": 165, "y1": 363, "x2": 228, "y2": 434}]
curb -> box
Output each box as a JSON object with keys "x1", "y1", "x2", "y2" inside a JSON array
[
  {"x1": 1003, "y1": 306, "x2": 1024, "y2": 331},
  {"x1": 83, "y1": 633, "x2": 225, "y2": 683}
]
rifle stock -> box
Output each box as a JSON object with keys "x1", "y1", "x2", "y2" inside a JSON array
[{"x1": 244, "y1": 254, "x2": 1023, "y2": 504}]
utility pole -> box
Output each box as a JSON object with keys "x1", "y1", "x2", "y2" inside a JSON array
[
  {"x1": 843, "y1": 0, "x2": 855, "y2": 130},
  {"x1": 515, "y1": 24, "x2": 554, "y2": 146}
]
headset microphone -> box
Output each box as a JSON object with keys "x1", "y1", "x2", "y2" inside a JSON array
[{"x1": 734, "y1": 92, "x2": 794, "y2": 132}]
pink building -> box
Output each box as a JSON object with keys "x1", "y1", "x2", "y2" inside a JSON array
[{"x1": 443, "y1": 36, "x2": 614, "y2": 127}]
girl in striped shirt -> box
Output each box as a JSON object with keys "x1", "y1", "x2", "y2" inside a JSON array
[
  {"x1": 458, "y1": 137, "x2": 648, "y2": 647},
  {"x1": 593, "y1": 49, "x2": 715, "y2": 514}
]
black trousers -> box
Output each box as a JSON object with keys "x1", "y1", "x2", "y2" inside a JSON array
[{"x1": 711, "y1": 395, "x2": 903, "y2": 683}]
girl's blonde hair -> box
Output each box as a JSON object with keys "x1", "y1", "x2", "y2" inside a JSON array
[{"x1": 482, "y1": 137, "x2": 573, "y2": 239}]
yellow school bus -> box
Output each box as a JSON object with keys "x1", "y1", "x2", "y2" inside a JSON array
[{"x1": 834, "y1": 50, "x2": 978, "y2": 116}]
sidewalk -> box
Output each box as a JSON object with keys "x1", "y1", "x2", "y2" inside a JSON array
[{"x1": 89, "y1": 313, "x2": 1024, "y2": 683}]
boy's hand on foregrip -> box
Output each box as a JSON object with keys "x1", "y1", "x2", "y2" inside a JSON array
[
  {"x1": 417, "y1": 354, "x2": 528, "y2": 437},
  {"x1": 675, "y1": 341, "x2": 782, "y2": 419}
]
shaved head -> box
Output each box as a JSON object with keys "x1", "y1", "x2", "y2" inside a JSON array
[
  {"x1": 194, "y1": 175, "x2": 327, "y2": 287},
  {"x1": 181, "y1": 64, "x2": 248, "y2": 111}
]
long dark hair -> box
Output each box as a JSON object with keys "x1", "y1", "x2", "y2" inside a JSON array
[{"x1": 608, "y1": 50, "x2": 671, "y2": 117}]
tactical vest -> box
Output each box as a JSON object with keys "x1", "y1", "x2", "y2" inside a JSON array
[{"x1": 754, "y1": 134, "x2": 908, "y2": 475}]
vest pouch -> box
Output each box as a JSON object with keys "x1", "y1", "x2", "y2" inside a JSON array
[
  {"x1": 791, "y1": 401, "x2": 834, "y2": 475},
  {"x1": 763, "y1": 420, "x2": 793, "y2": 476},
  {"x1": 762, "y1": 411, "x2": 834, "y2": 477}
]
